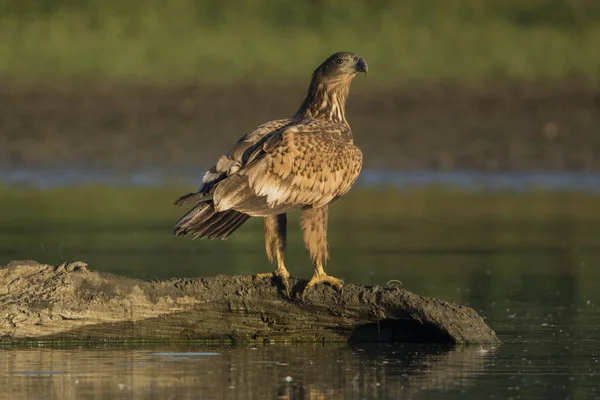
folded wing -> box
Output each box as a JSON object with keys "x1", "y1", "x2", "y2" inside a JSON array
[
  {"x1": 213, "y1": 120, "x2": 363, "y2": 216},
  {"x1": 174, "y1": 119, "x2": 291, "y2": 206}
]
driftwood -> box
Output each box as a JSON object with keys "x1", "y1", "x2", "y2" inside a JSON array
[{"x1": 0, "y1": 260, "x2": 498, "y2": 344}]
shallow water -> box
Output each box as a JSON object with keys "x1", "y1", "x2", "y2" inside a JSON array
[
  {"x1": 4, "y1": 168, "x2": 600, "y2": 192},
  {"x1": 0, "y1": 344, "x2": 489, "y2": 399},
  {"x1": 1, "y1": 176, "x2": 600, "y2": 399}
]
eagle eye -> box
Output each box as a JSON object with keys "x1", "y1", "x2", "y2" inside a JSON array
[{"x1": 334, "y1": 58, "x2": 344, "y2": 65}]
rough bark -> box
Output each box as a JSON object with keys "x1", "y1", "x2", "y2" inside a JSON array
[{"x1": 0, "y1": 260, "x2": 498, "y2": 344}]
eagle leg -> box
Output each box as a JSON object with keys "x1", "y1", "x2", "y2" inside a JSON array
[
  {"x1": 300, "y1": 206, "x2": 344, "y2": 298},
  {"x1": 255, "y1": 214, "x2": 291, "y2": 297},
  {"x1": 303, "y1": 261, "x2": 344, "y2": 297}
]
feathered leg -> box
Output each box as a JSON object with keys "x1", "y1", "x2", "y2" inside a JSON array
[
  {"x1": 256, "y1": 214, "x2": 291, "y2": 296},
  {"x1": 301, "y1": 206, "x2": 343, "y2": 296}
]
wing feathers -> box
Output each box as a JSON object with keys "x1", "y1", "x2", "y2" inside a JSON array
[
  {"x1": 236, "y1": 123, "x2": 362, "y2": 211},
  {"x1": 182, "y1": 119, "x2": 362, "y2": 218}
]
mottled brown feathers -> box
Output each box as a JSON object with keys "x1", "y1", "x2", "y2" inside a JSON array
[{"x1": 174, "y1": 52, "x2": 366, "y2": 240}]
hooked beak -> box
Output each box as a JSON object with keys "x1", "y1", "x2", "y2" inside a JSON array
[{"x1": 355, "y1": 57, "x2": 368, "y2": 75}]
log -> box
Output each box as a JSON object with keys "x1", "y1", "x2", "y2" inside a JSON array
[{"x1": 0, "y1": 260, "x2": 498, "y2": 344}]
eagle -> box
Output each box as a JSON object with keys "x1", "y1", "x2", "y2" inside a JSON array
[{"x1": 174, "y1": 52, "x2": 367, "y2": 296}]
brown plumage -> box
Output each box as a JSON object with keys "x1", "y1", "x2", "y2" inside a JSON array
[{"x1": 174, "y1": 52, "x2": 367, "y2": 296}]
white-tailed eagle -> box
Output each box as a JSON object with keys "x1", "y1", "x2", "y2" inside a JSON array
[{"x1": 174, "y1": 52, "x2": 367, "y2": 296}]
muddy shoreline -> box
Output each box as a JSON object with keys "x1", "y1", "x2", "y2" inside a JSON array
[{"x1": 1, "y1": 82, "x2": 599, "y2": 172}]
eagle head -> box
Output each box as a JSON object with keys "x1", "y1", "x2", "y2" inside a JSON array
[
  {"x1": 314, "y1": 52, "x2": 368, "y2": 82},
  {"x1": 295, "y1": 52, "x2": 368, "y2": 123}
]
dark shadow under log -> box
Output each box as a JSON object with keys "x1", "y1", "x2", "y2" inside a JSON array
[{"x1": 0, "y1": 261, "x2": 498, "y2": 344}]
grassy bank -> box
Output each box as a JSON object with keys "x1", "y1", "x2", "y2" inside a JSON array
[
  {"x1": 2, "y1": 83, "x2": 599, "y2": 171},
  {"x1": 1, "y1": 0, "x2": 600, "y2": 83}
]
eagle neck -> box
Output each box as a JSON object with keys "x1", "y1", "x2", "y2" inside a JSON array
[{"x1": 294, "y1": 78, "x2": 350, "y2": 126}]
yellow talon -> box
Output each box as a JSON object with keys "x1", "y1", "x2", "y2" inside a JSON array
[
  {"x1": 305, "y1": 274, "x2": 344, "y2": 290},
  {"x1": 255, "y1": 272, "x2": 275, "y2": 280},
  {"x1": 302, "y1": 262, "x2": 343, "y2": 299},
  {"x1": 254, "y1": 255, "x2": 291, "y2": 298}
]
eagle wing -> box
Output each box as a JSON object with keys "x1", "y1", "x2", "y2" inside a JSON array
[
  {"x1": 174, "y1": 119, "x2": 292, "y2": 206},
  {"x1": 212, "y1": 120, "x2": 363, "y2": 216}
]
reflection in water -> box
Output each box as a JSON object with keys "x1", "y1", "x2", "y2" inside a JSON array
[{"x1": 0, "y1": 344, "x2": 492, "y2": 400}]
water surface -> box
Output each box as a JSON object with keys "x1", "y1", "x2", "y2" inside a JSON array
[{"x1": 1, "y1": 181, "x2": 599, "y2": 399}]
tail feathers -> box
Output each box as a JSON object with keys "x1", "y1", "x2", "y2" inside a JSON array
[
  {"x1": 174, "y1": 202, "x2": 249, "y2": 240},
  {"x1": 175, "y1": 192, "x2": 212, "y2": 207},
  {"x1": 208, "y1": 212, "x2": 251, "y2": 239}
]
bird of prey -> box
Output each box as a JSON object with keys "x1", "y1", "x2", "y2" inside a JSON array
[{"x1": 174, "y1": 51, "x2": 367, "y2": 296}]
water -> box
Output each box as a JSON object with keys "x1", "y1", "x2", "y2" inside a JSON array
[
  {"x1": 1, "y1": 319, "x2": 599, "y2": 399},
  {"x1": 0, "y1": 344, "x2": 492, "y2": 399},
  {"x1": 1, "y1": 172, "x2": 600, "y2": 399},
  {"x1": 4, "y1": 168, "x2": 600, "y2": 192}
]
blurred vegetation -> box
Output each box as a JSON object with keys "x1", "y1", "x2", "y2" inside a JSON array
[
  {"x1": 2, "y1": 83, "x2": 599, "y2": 171},
  {"x1": 1, "y1": 0, "x2": 600, "y2": 83}
]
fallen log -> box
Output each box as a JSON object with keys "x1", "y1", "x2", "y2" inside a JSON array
[{"x1": 0, "y1": 260, "x2": 498, "y2": 344}]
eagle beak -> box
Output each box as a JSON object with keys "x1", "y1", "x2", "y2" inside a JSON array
[{"x1": 355, "y1": 57, "x2": 368, "y2": 75}]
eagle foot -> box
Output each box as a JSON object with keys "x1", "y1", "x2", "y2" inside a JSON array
[
  {"x1": 254, "y1": 271, "x2": 291, "y2": 298},
  {"x1": 302, "y1": 273, "x2": 344, "y2": 299}
]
